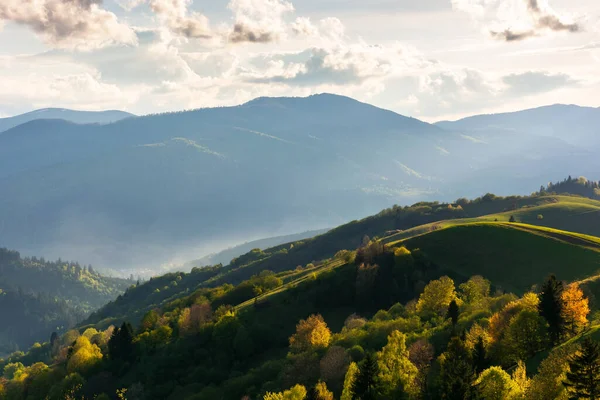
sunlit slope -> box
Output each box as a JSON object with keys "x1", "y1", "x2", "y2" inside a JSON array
[
  {"x1": 384, "y1": 195, "x2": 600, "y2": 244},
  {"x1": 398, "y1": 222, "x2": 600, "y2": 294}
]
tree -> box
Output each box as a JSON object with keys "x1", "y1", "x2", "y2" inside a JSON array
[
  {"x1": 473, "y1": 366, "x2": 520, "y2": 400},
  {"x1": 341, "y1": 362, "x2": 359, "y2": 400},
  {"x1": 527, "y1": 345, "x2": 573, "y2": 400},
  {"x1": 264, "y1": 384, "x2": 307, "y2": 400},
  {"x1": 108, "y1": 322, "x2": 134, "y2": 361},
  {"x1": 67, "y1": 336, "x2": 103, "y2": 373},
  {"x1": 564, "y1": 338, "x2": 600, "y2": 399},
  {"x1": 472, "y1": 336, "x2": 488, "y2": 373},
  {"x1": 307, "y1": 381, "x2": 334, "y2": 400},
  {"x1": 320, "y1": 346, "x2": 350, "y2": 391},
  {"x1": 289, "y1": 314, "x2": 332, "y2": 353},
  {"x1": 352, "y1": 353, "x2": 381, "y2": 400},
  {"x1": 561, "y1": 283, "x2": 589, "y2": 336},
  {"x1": 447, "y1": 300, "x2": 460, "y2": 327},
  {"x1": 459, "y1": 276, "x2": 491, "y2": 304},
  {"x1": 504, "y1": 310, "x2": 549, "y2": 362},
  {"x1": 416, "y1": 276, "x2": 457, "y2": 316},
  {"x1": 377, "y1": 330, "x2": 418, "y2": 397},
  {"x1": 438, "y1": 337, "x2": 475, "y2": 400},
  {"x1": 409, "y1": 339, "x2": 434, "y2": 397},
  {"x1": 539, "y1": 275, "x2": 565, "y2": 345}
]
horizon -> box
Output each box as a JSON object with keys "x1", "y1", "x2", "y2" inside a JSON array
[
  {"x1": 1, "y1": 92, "x2": 599, "y2": 124},
  {"x1": 1, "y1": 0, "x2": 598, "y2": 121}
]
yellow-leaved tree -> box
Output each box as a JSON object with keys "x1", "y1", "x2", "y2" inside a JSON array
[
  {"x1": 416, "y1": 276, "x2": 457, "y2": 316},
  {"x1": 561, "y1": 283, "x2": 589, "y2": 336},
  {"x1": 67, "y1": 336, "x2": 103, "y2": 374},
  {"x1": 263, "y1": 384, "x2": 307, "y2": 400},
  {"x1": 377, "y1": 330, "x2": 419, "y2": 397},
  {"x1": 289, "y1": 314, "x2": 331, "y2": 353}
]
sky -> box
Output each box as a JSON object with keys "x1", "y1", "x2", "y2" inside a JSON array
[{"x1": 0, "y1": 0, "x2": 598, "y2": 121}]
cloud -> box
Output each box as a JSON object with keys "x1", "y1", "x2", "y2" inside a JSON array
[
  {"x1": 453, "y1": 0, "x2": 582, "y2": 42},
  {"x1": 246, "y1": 41, "x2": 428, "y2": 86},
  {"x1": 227, "y1": 0, "x2": 294, "y2": 43},
  {"x1": 502, "y1": 71, "x2": 576, "y2": 95},
  {"x1": 149, "y1": 0, "x2": 212, "y2": 39},
  {"x1": 0, "y1": 0, "x2": 137, "y2": 49}
]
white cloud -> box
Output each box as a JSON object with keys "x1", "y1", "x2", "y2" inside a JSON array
[
  {"x1": 149, "y1": 0, "x2": 212, "y2": 39},
  {"x1": 453, "y1": 0, "x2": 582, "y2": 41},
  {"x1": 0, "y1": 0, "x2": 137, "y2": 49},
  {"x1": 227, "y1": 0, "x2": 295, "y2": 43}
]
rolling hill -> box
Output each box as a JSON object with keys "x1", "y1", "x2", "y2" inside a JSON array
[{"x1": 0, "y1": 108, "x2": 134, "y2": 133}]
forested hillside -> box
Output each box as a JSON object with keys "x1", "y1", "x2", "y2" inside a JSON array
[
  {"x1": 0, "y1": 249, "x2": 131, "y2": 354},
  {"x1": 4, "y1": 188, "x2": 600, "y2": 399}
]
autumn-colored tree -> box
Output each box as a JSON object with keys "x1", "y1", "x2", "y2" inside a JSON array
[
  {"x1": 416, "y1": 276, "x2": 457, "y2": 316},
  {"x1": 564, "y1": 338, "x2": 600, "y2": 399},
  {"x1": 341, "y1": 362, "x2": 359, "y2": 400},
  {"x1": 308, "y1": 381, "x2": 334, "y2": 400},
  {"x1": 408, "y1": 339, "x2": 434, "y2": 397},
  {"x1": 561, "y1": 283, "x2": 589, "y2": 336},
  {"x1": 140, "y1": 310, "x2": 159, "y2": 332},
  {"x1": 320, "y1": 346, "x2": 350, "y2": 391},
  {"x1": 264, "y1": 384, "x2": 307, "y2": 400},
  {"x1": 512, "y1": 360, "x2": 530, "y2": 396},
  {"x1": 289, "y1": 314, "x2": 332, "y2": 353},
  {"x1": 377, "y1": 330, "x2": 418, "y2": 397},
  {"x1": 67, "y1": 336, "x2": 103, "y2": 374},
  {"x1": 473, "y1": 366, "x2": 521, "y2": 400}
]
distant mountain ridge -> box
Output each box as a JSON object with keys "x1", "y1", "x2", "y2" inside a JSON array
[
  {"x1": 435, "y1": 104, "x2": 600, "y2": 146},
  {"x1": 0, "y1": 94, "x2": 599, "y2": 270},
  {"x1": 0, "y1": 108, "x2": 135, "y2": 133}
]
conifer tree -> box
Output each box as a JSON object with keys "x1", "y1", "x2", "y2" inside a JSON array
[
  {"x1": 472, "y1": 336, "x2": 487, "y2": 373},
  {"x1": 564, "y1": 338, "x2": 600, "y2": 399},
  {"x1": 447, "y1": 300, "x2": 459, "y2": 327},
  {"x1": 538, "y1": 275, "x2": 565, "y2": 345},
  {"x1": 352, "y1": 353, "x2": 381, "y2": 400},
  {"x1": 439, "y1": 337, "x2": 476, "y2": 400}
]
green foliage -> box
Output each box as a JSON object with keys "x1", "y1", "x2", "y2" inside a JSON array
[
  {"x1": 539, "y1": 275, "x2": 566, "y2": 345},
  {"x1": 438, "y1": 337, "x2": 475, "y2": 400},
  {"x1": 473, "y1": 366, "x2": 521, "y2": 400},
  {"x1": 341, "y1": 362, "x2": 359, "y2": 400},
  {"x1": 564, "y1": 338, "x2": 600, "y2": 399},
  {"x1": 352, "y1": 353, "x2": 381, "y2": 400},
  {"x1": 377, "y1": 330, "x2": 418, "y2": 398}
]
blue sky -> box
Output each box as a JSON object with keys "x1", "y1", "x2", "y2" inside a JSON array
[{"x1": 0, "y1": 0, "x2": 598, "y2": 121}]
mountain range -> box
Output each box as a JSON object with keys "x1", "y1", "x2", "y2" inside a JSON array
[
  {"x1": 0, "y1": 108, "x2": 134, "y2": 133},
  {"x1": 0, "y1": 95, "x2": 598, "y2": 270}
]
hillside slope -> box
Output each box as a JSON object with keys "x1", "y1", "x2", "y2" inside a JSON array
[{"x1": 0, "y1": 248, "x2": 131, "y2": 353}]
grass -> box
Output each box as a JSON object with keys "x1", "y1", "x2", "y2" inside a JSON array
[
  {"x1": 394, "y1": 222, "x2": 600, "y2": 294},
  {"x1": 383, "y1": 195, "x2": 600, "y2": 245}
]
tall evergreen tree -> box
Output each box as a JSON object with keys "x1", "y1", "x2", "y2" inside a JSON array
[
  {"x1": 439, "y1": 337, "x2": 476, "y2": 400},
  {"x1": 472, "y1": 336, "x2": 488, "y2": 373},
  {"x1": 539, "y1": 275, "x2": 565, "y2": 345},
  {"x1": 447, "y1": 300, "x2": 460, "y2": 327},
  {"x1": 564, "y1": 338, "x2": 600, "y2": 399},
  {"x1": 352, "y1": 353, "x2": 381, "y2": 400}
]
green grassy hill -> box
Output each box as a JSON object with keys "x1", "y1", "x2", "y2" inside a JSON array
[{"x1": 396, "y1": 222, "x2": 600, "y2": 294}]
